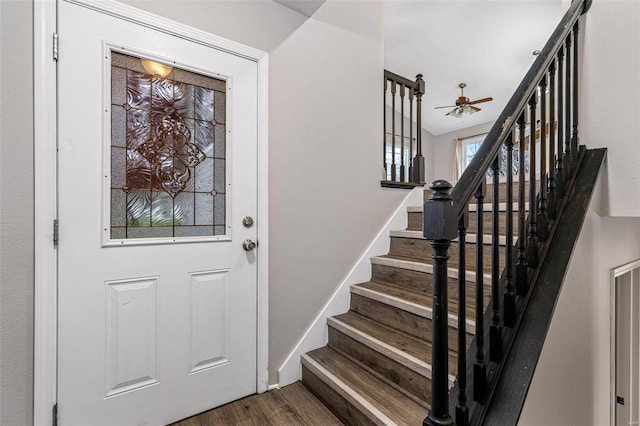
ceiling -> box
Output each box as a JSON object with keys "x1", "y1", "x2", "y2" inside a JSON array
[
  {"x1": 384, "y1": 0, "x2": 563, "y2": 136},
  {"x1": 273, "y1": 0, "x2": 326, "y2": 17}
]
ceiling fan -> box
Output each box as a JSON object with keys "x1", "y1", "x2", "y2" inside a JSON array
[{"x1": 435, "y1": 83, "x2": 493, "y2": 118}]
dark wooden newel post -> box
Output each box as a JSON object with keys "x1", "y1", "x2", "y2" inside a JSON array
[
  {"x1": 423, "y1": 180, "x2": 456, "y2": 426},
  {"x1": 412, "y1": 74, "x2": 426, "y2": 184}
]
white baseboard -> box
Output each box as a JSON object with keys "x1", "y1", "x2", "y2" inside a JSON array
[{"x1": 277, "y1": 187, "x2": 424, "y2": 386}]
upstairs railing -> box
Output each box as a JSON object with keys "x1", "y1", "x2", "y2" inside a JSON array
[
  {"x1": 422, "y1": 0, "x2": 592, "y2": 425},
  {"x1": 383, "y1": 70, "x2": 426, "y2": 188}
]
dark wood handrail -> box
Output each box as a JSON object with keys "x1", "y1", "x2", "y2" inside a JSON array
[
  {"x1": 384, "y1": 70, "x2": 420, "y2": 90},
  {"x1": 451, "y1": 0, "x2": 590, "y2": 217}
]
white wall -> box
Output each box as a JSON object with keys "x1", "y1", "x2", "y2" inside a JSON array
[
  {"x1": 0, "y1": 1, "x2": 34, "y2": 424},
  {"x1": 520, "y1": 165, "x2": 640, "y2": 425},
  {"x1": 581, "y1": 0, "x2": 640, "y2": 217},
  {"x1": 120, "y1": 0, "x2": 308, "y2": 53},
  {"x1": 431, "y1": 121, "x2": 494, "y2": 182},
  {"x1": 267, "y1": 0, "x2": 406, "y2": 384}
]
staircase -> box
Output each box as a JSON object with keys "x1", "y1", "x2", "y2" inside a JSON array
[
  {"x1": 301, "y1": 183, "x2": 515, "y2": 425},
  {"x1": 300, "y1": 0, "x2": 597, "y2": 423}
]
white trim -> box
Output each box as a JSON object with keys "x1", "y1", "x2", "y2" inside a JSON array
[
  {"x1": 610, "y1": 259, "x2": 640, "y2": 426},
  {"x1": 63, "y1": 0, "x2": 266, "y2": 62},
  {"x1": 33, "y1": 0, "x2": 58, "y2": 424},
  {"x1": 33, "y1": 0, "x2": 270, "y2": 421},
  {"x1": 277, "y1": 187, "x2": 423, "y2": 387},
  {"x1": 256, "y1": 53, "x2": 270, "y2": 393}
]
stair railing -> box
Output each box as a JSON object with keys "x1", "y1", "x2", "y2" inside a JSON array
[
  {"x1": 422, "y1": 1, "x2": 591, "y2": 425},
  {"x1": 383, "y1": 70, "x2": 426, "y2": 187}
]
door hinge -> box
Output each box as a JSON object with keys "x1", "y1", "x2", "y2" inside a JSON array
[
  {"x1": 52, "y1": 403, "x2": 58, "y2": 426},
  {"x1": 53, "y1": 219, "x2": 59, "y2": 247},
  {"x1": 52, "y1": 33, "x2": 59, "y2": 61}
]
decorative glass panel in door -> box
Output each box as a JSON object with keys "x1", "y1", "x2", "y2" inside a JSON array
[{"x1": 110, "y1": 51, "x2": 227, "y2": 240}]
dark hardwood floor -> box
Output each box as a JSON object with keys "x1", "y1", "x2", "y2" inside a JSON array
[{"x1": 169, "y1": 382, "x2": 344, "y2": 426}]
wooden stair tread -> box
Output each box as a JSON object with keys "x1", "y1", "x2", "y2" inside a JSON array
[
  {"x1": 355, "y1": 281, "x2": 430, "y2": 307},
  {"x1": 390, "y1": 229, "x2": 514, "y2": 246},
  {"x1": 354, "y1": 280, "x2": 480, "y2": 333},
  {"x1": 303, "y1": 346, "x2": 427, "y2": 425},
  {"x1": 332, "y1": 311, "x2": 438, "y2": 369},
  {"x1": 387, "y1": 239, "x2": 506, "y2": 274}
]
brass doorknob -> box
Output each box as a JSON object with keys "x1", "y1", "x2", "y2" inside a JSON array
[{"x1": 242, "y1": 239, "x2": 257, "y2": 251}]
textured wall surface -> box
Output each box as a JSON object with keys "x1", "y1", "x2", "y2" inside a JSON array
[
  {"x1": 0, "y1": 1, "x2": 34, "y2": 424},
  {"x1": 581, "y1": 0, "x2": 640, "y2": 216}
]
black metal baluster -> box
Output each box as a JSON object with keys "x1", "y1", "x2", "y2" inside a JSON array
[
  {"x1": 538, "y1": 76, "x2": 548, "y2": 241},
  {"x1": 391, "y1": 81, "x2": 397, "y2": 181},
  {"x1": 548, "y1": 60, "x2": 557, "y2": 220},
  {"x1": 556, "y1": 47, "x2": 565, "y2": 197},
  {"x1": 473, "y1": 181, "x2": 487, "y2": 404},
  {"x1": 504, "y1": 130, "x2": 516, "y2": 327},
  {"x1": 490, "y1": 157, "x2": 502, "y2": 362},
  {"x1": 516, "y1": 113, "x2": 527, "y2": 295},
  {"x1": 409, "y1": 88, "x2": 415, "y2": 181},
  {"x1": 423, "y1": 181, "x2": 456, "y2": 426},
  {"x1": 400, "y1": 84, "x2": 406, "y2": 182},
  {"x1": 571, "y1": 21, "x2": 580, "y2": 162},
  {"x1": 456, "y1": 213, "x2": 468, "y2": 426},
  {"x1": 527, "y1": 95, "x2": 538, "y2": 268},
  {"x1": 564, "y1": 34, "x2": 572, "y2": 178},
  {"x1": 383, "y1": 77, "x2": 388, "y2": 178}
]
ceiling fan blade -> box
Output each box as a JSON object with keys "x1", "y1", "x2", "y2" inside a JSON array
[
  {"x1": 470, "y1": 106, "x2": 481, "y2": 112},
  {"x1": 435, "y1": 105, "x2": 457, "y2": 109},
  {"x1": 445, "y1": 108, "x2": 458, "y2": 116},
  {"x1": 469, "y1": 97, "x2": 493, "y2": 105}
]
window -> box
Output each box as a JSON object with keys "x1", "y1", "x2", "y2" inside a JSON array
[
  {"x1": 110, "y1": 51, "x2": 227, "y2": 240},
  {"x1": 455, "y1": 133, "x2": 486, "y2": 180},
  {"x1": 455, "y1": 129, "x2": 537, "y2": 181}
]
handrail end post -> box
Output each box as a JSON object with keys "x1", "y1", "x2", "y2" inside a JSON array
[{"x1": 423, "y1": 180, "x2": 456, "y2": 426}]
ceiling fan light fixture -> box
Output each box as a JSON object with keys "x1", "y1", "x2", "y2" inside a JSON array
[{"x1": 436, "y1": 82, "x2": 492, "y2": 118}]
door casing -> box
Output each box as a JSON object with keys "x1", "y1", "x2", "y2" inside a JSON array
[
  {"x1": 611, "y1": 259, "x2": 640, "y2": 426},
  {"x1": 33, "y1": 1, "x2": 269, "y2": 423}
]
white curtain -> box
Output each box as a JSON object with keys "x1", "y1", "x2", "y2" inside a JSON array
[{"x1": 453, "y1": 138, "x2": 462, "y2": 181}]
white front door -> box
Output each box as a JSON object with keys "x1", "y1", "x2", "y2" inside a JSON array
[{"x1": 57, "y1": 1, "x2": 259, "y2": 424}]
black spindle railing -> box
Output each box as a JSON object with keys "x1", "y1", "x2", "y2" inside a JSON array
[
  {"x1": 382, "y1": 71, "x2": 425, "y2": 187},
  {"x1": 422, "y1": 1, "x2": 591, "y2": 424}
]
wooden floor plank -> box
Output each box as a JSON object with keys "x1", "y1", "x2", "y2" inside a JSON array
[{"x1": 169, "y1": 382, "x2": 344, "y2": 426}]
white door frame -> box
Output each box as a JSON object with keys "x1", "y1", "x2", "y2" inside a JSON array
[
  {"x1": 610, "y1": 259, "x2": 640, "y2": 426},
  {"x1": 33, "y1": 1, "x2": 269, "y2": 423}
]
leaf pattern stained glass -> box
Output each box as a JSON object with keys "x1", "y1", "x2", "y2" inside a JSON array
[{"x1": 110, "y1": 51, "x2": 226, "y2": 239}]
